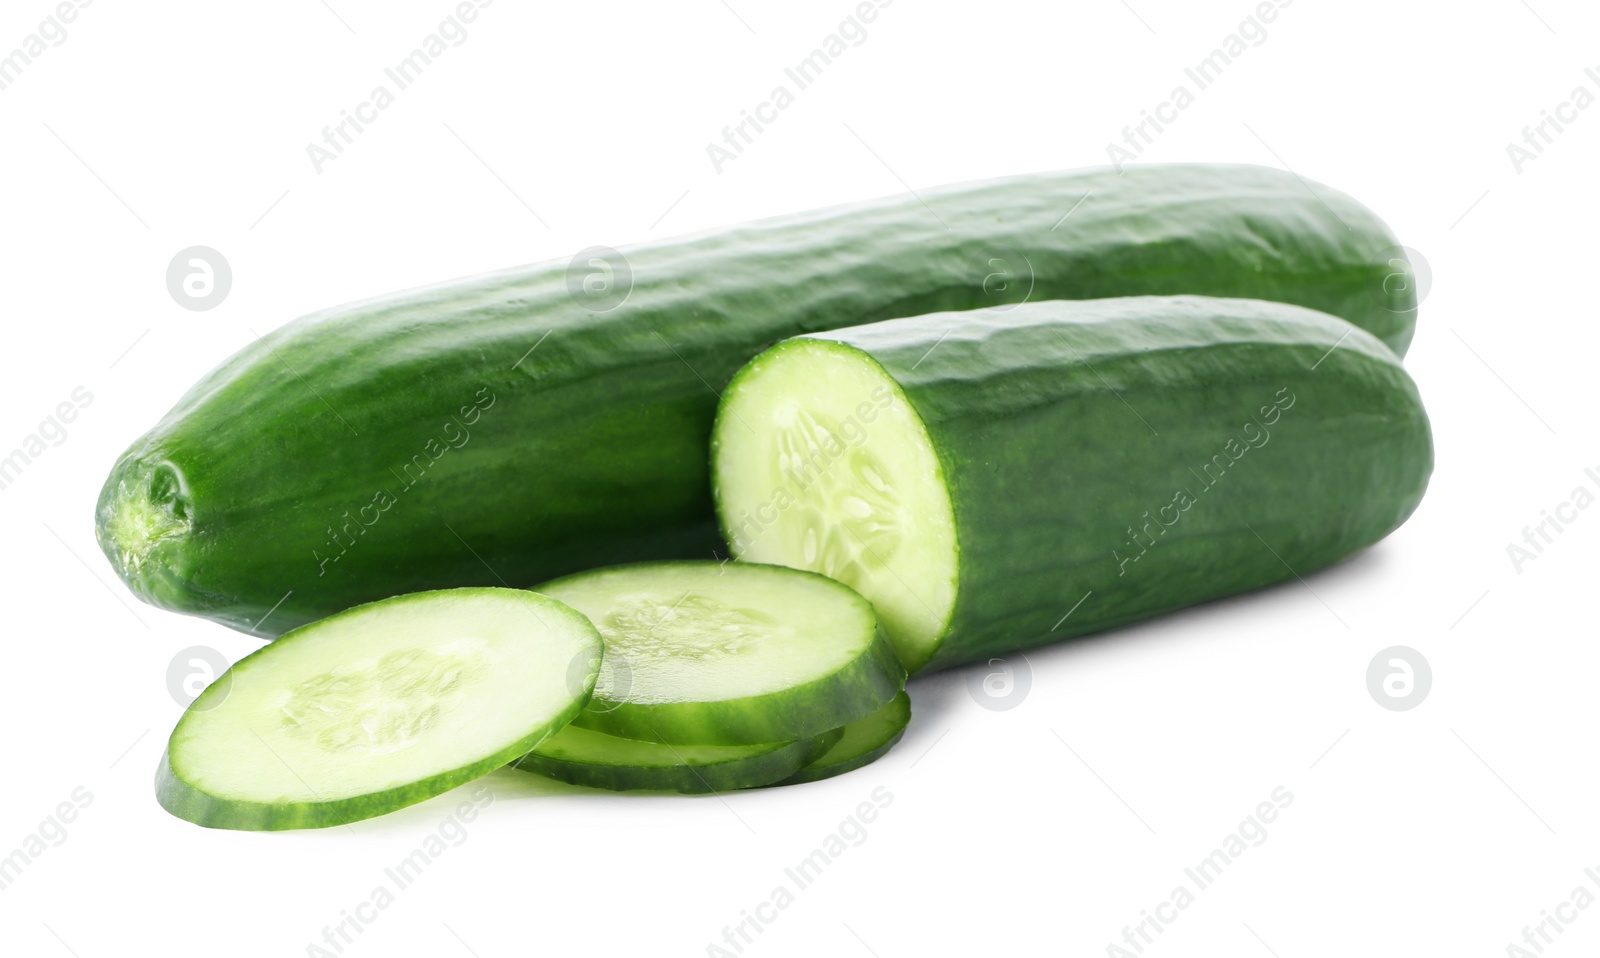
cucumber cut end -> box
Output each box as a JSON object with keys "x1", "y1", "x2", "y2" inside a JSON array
[{"x1": 714, "y1": 339, "x2": 958, "y2": 671}]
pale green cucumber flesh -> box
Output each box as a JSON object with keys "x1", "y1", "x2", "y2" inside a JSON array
[
  {"x1": 712, "y1": 345, "x2": 958, "y2": 671},
  {"x1": 533, "y1": 561, "x2": 905, "y2": 745},
  {"x1": 157, "y1": 588, "x2": 601, "y2": 830},
  {"x1": 783, "y1": 690, "x2": 911, "y2": 785},
  {"x1": 513, "y1": 724, "x2": 839, "y2": 793}
]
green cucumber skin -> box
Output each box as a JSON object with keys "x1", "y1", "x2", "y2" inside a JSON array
[
  {"x1": 781, "y1": 691, "x2": 911, "y2": 785},
  {"x1": 155, "y1": 742, "x2": 527, "y2": 831},
  {"x1": 535, "y1": 560, "x2": 907, "y2": 746},
  {"x1": 512, "y1": 730, "x2": 840, "y2": 794},
  {"x1": 566, "y1": 621, "x2": 906, "y2": 747},
  {"x1": 98, "y1": 164, "x2": 1413, "y2": 636},
  {"x1": 155, "y1": 675, "x2": 586, "y2": 831},
  {"x1": 793, "y1": 296, "x2": 1433, "y2": 673}
]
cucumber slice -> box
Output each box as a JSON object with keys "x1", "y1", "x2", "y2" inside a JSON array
[
  {"x1": 156, "y1": 588, "x2": 601, "y2": 830},
  {"x1": 513, "y1": 724, "x2": 839, "y2": 793},
  {"x1": 534, "y1": 561, "x2": 904, "y2": 745},
  {"x1": 782, "y1": 691, "x2": 911, "y2": 785},
  {"x1": 713, "y1": 342, "x2": 959, "y2": 670}
]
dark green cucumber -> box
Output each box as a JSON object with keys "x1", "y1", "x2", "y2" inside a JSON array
[
  {"x1": 156, "y1": 588, "x2": 601, "y2": 830},
  {"x1": 712, "y1": 296, "x2": 1433, "y2": 672},
  {"x1": 782, "y1": 691, "x2": 911, "y2": 785},
  {"x1": 534, "y1": 561, "x2": 905, "y2": 745},
  {"x1": 512, "y1": 725, "x2": 839, "y2": 793},
  {"x1": 98, "y1": 165, "x2": 1415, "y2": 635}
]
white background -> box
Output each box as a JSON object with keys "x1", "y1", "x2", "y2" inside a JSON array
[{"x1": 1, "y1": 1, "x2": 1596, "y2": 955}]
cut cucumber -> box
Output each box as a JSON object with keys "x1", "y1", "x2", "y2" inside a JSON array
[
  {"x1": 533, "y1": 561, "x2": 904, "y2": 745},
  {"x1": 513, "y1": 724, "x2": 839, "y2": 793},
  {"x1": 156, "y1": 588, "x2": 601, "y2": 830},
  {"x1": 714, "y1": 296, "x2": 1432, "y2": 672},
  {"x1": 783, "y1": 691, "x2": 911, "y2": 785}
]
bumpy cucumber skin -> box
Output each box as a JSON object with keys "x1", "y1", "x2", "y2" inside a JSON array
[
  {"x1": 512, "y1": 728, "x2": 841, "y2": 794},
  {"x1": 98, "y1": 165, "x2": 1413, "y2": 636},
  {"x1": 536, "y1": 562, "x2": 907, "y2": 746},
  {"x1": 781, "y1": 691, "x2": 911, "y2": 785},
  {"x1": 787, "y1": 296, "x2": 1433, "y2": 673},
  {"x1": 155, "y1": 588, "x2": 600, "y2": 830}
]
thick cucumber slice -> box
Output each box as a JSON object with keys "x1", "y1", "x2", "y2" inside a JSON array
[
  {"x1": 713, "y1": 343, "x2": 959, "y2": 670},
  {"x1": 513, "y1": 725, "x2": 839, "y2": 793},
  {"x1": 157, "y1": 588, "x2": 601, "y2": 830},
  {"x1": 534, "y1": 561, "x2": 905, "y2": 746},
  {"x1": 783, "y1": 691, "x2": 911, "y2": 785}
]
